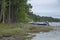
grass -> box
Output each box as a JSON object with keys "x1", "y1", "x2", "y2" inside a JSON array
[
  {"x1": 28, "y1": 28, "x2": 52, "y2": 33},
  {"x1": 18, "y1": 23, "x2": 53, "y2": 33},
  {"x1": 0, "y1": 23, "x2": 25, "y2": 37},
  {"x1": 0, "y1": 28, "x2": 21, "y2": 35},
  {"x1": 25, "y1": 26, "x2": 53, "y2": 33},
  {"x1": 0, "y1": 23, "x2": 53, "y2": 40}
]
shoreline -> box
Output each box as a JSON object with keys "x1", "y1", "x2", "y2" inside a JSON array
[{"x1": 0, "y1": 23, "x2": 53, "y2": 40}]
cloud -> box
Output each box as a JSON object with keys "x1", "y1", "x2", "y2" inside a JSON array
[
  {"x1": 28, "y1": 0, "x2": 57, "y2": 5},
  {"x1": 28, "y1": 0, "x2": 60, "y2": 18}
]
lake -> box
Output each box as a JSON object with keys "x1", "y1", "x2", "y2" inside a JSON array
[
  {"x1": 31, "y1": 22, "x2": 60, "y2": 40},
  {"x1": 49, "y1": 22, "x2": 60, "y2": 26}
]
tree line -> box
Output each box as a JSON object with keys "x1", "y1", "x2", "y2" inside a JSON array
[{"x1": 28, "y1": 13, "x2": 60, "y2": 22}]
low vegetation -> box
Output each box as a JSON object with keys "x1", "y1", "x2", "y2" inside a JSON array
[
  {"x1": 0, "y1": 23, "x2": 53, "y2": 40},
  {"x1": 22, "y1": 24, "x2": 53, "y2": 33}
]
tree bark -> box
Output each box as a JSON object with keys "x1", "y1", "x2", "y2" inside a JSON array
[
  {"x1": 1, "y1": 0, "x2": 5, "y2": 23},
  {"x1": 9, "y1": 0, "x2": 11, "y2": 23}
]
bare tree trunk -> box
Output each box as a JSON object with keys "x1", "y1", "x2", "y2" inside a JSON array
[
  {"x1": 1, "y1": 0, "x2": 5, "y2": 23},
  {"x1": 9, "y1": 0, "x2": 11, "y2": 23}
]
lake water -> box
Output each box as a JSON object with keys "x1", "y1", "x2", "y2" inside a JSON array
[
  {"x1": 49, "y1": 22, "x2": 60, "y2": 26},
  {"x1": 31, "y1": 22, "x2": 60, "y2": 40}
]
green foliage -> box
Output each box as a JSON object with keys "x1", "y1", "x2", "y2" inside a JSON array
[
  {"x1": 0, "y1": 0, "x2": 32, "y2": 23},
  {"x1": 24, "y1": 16, "x2": 32, "y2": 23}
]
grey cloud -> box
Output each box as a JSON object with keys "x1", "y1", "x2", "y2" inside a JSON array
[{"x1": 28, "y1": 0, "x2": 60, "y2": 18}]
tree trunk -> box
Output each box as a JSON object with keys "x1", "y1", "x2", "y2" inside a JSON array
[
  {"x1": 9, "y1": 0, "x2": 11, "y2": 23},
  {"x1": 1, "y1": 0, "x2": 5, "y2": 23}
]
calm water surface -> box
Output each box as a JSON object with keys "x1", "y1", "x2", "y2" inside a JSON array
[{"x1": 31, "y1": 22, "x2": 60, "y2": 40}]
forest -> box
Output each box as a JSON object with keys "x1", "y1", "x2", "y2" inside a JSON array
[
  {"x1": 0, "y1": 0, "x2": 32, "y2": 23},
  {"x1": 0, "y1": 0, "x2": 60, "y2": 24}
]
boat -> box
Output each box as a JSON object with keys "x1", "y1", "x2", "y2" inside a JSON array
[
  {"x1": 29, "y1": 22, "x2": 49, "y2": 26},
  {"x1": 36, "y1": 22, "x2": 49, "y2": 26}
]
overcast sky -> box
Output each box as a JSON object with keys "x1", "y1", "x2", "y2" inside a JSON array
[{"x1": 28, "y1": 0, "x2": 60, "y2": 18}]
